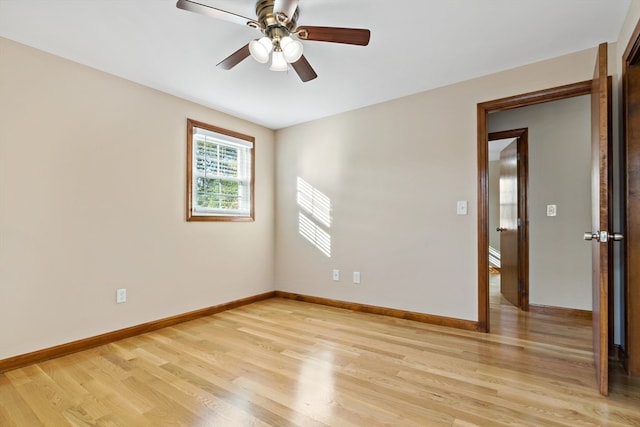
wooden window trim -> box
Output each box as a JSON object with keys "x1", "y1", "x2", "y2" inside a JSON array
[{"x1": 186, "y1": 119, "x2": 255, "y2": 222}]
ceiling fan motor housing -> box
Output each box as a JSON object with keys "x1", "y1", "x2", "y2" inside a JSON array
[{"x1": 255, "y1": 0, "x2": 299, "y2": 42}]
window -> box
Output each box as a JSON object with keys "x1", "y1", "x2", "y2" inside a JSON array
[{"x1": 186, "y1": 119, "x2": 254, "y2": 222}]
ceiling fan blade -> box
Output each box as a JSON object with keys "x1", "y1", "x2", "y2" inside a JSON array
[
  {"x1": 297, "y1": 26, "x2": 371, "y2": 46},
  {"x1": 291, "y1": 55, "x2": 317, "y2": 82},
  {"x1": 217, "y1": 44, "x2": 251, "y2": 70},
  {"x1": 273, "y1": 0, "x2": 299, "y2": 22},
  {"x1": 176, "y1": 0, "x2": 254, "y2": 27}
]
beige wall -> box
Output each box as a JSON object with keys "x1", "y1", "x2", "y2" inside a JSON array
[
  {"x1": 489, "y1": 96, "x2": 592, "y2": 310},
  {"x1": 275, "y1": 0, "x2": 640, "y2": 320},
  {"x1": 3, "y1": 3, "x2": 640, "y2": 360},
  {"x1": 275, "y1": 47, "x2": 602, "y2": 321},
  {"x1": 0, "y1": 38, "x2": 276, "y2": 360}
]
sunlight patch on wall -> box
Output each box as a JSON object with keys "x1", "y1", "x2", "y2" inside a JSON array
[
  {"x1": 297, "y1": 177, "x2": 332, "y2": 257},
  {"x1": 298, "y1": 213, "x2": 331, "y2": 257},
  {"x1": 297, "y1": 177, "x2": 331, "y2": 227}
]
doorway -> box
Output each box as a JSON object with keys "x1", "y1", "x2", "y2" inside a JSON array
[
  {"x1": 479, "y1": 43, "x2": 618, "y2": 396},
  {"x1": 476, "y1": 80, "x2": 593, "y2": 333},
  {"x1": 488, "y1": 129, "x2": 529, "y2": 312}
]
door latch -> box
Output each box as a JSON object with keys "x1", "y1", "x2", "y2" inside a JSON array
[
  {"x1": 583, "y1": 232, "x2": 599, "y2": 241},
  {"x1": 583, "y1": 231, "x2": 624, "y2": 242}
]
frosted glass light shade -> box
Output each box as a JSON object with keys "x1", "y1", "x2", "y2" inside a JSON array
[
  {"x1": 249, "y1": 37, "x2": 273, "y2": 64},
  {"x1": 269, "y1": 50, "x2": 288, "y2": 71},
  {"x1": 280, "y1": 36, "x2": 303, "y2": 63}
]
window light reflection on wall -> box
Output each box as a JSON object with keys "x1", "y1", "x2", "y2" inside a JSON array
[
  {"x1": 297, "y1": 177, "x2": 331, "y2": 227},
  {"x1": 298, "y1": 213, "x2": 331, "y2": 257},
  {"x1": 297, "y1": 177, "x2": 332, "y2": 257}
]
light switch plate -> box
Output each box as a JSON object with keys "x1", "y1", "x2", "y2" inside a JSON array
[
  {"x1": 547, "y1": 204, "x2": 557, "y2": 217},
  {"x1": 457, "y1": 200, "x2": 468, "y2": 215}
]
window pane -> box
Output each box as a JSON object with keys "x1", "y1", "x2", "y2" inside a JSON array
[
  {"x1": 195, "y1": 139, "x2": 240, "y2": 179},
  {"x1": 187, "y1": 119, "x2": 255, "y2": 221},
  {"x1": 196, "y1": 177, "x2": 240, "y2": 209}
]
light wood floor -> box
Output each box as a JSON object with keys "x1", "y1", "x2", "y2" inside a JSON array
[{"x1": 1, "y1": 296, "x2": 639, "y2": 426}]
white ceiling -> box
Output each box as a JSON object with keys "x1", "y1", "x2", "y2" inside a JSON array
[{"x1": 0, "y1": 0, "x2": 631, "y2": 130}]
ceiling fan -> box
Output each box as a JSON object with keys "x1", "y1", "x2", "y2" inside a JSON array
[{"x1": 176, "y1": 0, "x2": 371, "y2": 82}]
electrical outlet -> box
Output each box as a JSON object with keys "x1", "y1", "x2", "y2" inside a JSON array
[
  {"x1": 116, "y1": 288, "x2": 127, "y2": 304},
  {"x1": 547, "y1": 204, "x2": 557, "y2": 217},
  {"x1": 353, "y1": 272, "x2": 361, "y2": 284},
  {"x1": 332, "y1": 269, "x2": 340, "y2": 281}
]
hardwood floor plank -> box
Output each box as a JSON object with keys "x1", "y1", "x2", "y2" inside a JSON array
[
  {"x1": 8, "y1": 366, "x2": 77, "y2": 426},
  {"x1": 0, "y1": 374, "x2": 42, "y2": 426},
  {"x1": 160, "y1": 362, "x2": 304, "y2": 426},
  {"x1": 1, "y1": 297, "x2": 640, "y2": 426}
]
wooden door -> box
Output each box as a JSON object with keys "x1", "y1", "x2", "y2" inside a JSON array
[
  {"x1": 499, "y1": 140, "x2": 520, "y2": 307},
  {"x1": 589, "y1": 42, "x2": 612, "y2": 396}
]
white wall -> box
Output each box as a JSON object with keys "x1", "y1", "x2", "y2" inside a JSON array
[
  {"x1": 489, "y1": 96, "x2": 592, "y2": 310},
  {"x1": 275, "y1": 47, "x2": 601, "y2": 322},
  {"x1": 0, "y1": 38, "x2": 276, "y2": 360}
]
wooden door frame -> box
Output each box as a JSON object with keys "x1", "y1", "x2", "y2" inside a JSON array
[
  {"x1": 489, "y1": 129, "x2": 529, "y2": 311},
  {"x1": 622, "y1": 19, "x2": 640, "y2": 375},
  {"x1": 477, "y1": 80, "x2": 592, "y2": 332}
]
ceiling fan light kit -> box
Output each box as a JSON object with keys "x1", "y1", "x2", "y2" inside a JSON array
[
  {"x1": 248, "y1": 34, "x2": 302, "y2": 70},
  {"x1": 269, "y1": 50, "x2": 289, "y2": 71},
  {"x1": 176, "y1": 0, "x2": 371, "y2": 82},
  {"x1": 280, "y1": 36, "x2": 303, "y2": 63},
  {"x1": 248, "y1": 36, "x2": 272, "y2": 63}
]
